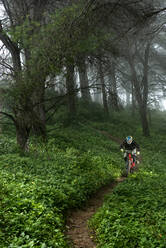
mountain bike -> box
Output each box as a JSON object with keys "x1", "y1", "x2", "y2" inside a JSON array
[{"x1": 125, "y1": 150, "x2": 136, "y2": 176}]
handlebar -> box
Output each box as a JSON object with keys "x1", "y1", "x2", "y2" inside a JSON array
[
  {"x1": 121, "y1": 149, "x2": 140, "y2": 155},
  {"x1": 125, "y1": 150, "x2": 133, "y2": 153},
  {"x1": 125, "y1": 150, "x2": 138, "y2": 155}
]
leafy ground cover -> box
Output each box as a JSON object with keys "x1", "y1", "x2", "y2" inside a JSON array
[
  {"x1": 0, "y1": 123, "x2": 122, "y2": 247},
  {"x1": 89, "y1": 111, "x2": 166, "y2": 248}
]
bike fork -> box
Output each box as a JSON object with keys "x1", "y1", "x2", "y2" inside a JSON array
[{"x1": 126, "y1": 160, "x2": 131, "y2": 176}]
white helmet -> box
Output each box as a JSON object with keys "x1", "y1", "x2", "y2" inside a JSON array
[{"x1": 126, "y1": 136, "x2": 133, "y2": 144}]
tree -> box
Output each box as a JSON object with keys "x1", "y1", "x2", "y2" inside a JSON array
[
  {"x1": 65, "y1": 62, "x2": 77, "y2": 116},
  {"x1": 108, "y1": 60, "x2": 119, "y2": 111},
  {"x1": 0, "y1": 0, "x2": 56, "y2": 149},
  {"x1": 98, "y1": 58, "x2": 109, "y2": 115},
  {"x1": 0, "y1": 0, "x2": 163, "y2": 150},
  {"x1": 126, "y1": 38, "x2": 151, "y2": 136},
  {"x1": 77, "y1": 58, "x2": 91, "y2": 103}
]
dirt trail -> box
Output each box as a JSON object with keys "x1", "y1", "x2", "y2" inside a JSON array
[
  {"x1": 65, "y1": 130, "x2": 125, "y2": 248},
  {"x1": 66, "y1": 177, "x2": 125, "y2": 248}
]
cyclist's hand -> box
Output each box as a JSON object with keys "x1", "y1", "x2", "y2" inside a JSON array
[
  {"x1": 137, "y1": 151, "x2": 140, "y2": 155},
  {"x1": 120, "y1": 149, "x2": 124, "y2": 152}
]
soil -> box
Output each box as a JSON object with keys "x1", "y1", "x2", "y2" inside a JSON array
[{"x1": 65, "y1": 177, "x2": 125, "y2": 248}]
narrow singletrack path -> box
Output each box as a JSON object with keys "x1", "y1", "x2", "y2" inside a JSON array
[
  {"x1": 66, "y1": 177, "x2": 125, "y2": 248},
  {"x1": 65, "y1": 130, "x2": 127, "y2": 247}
]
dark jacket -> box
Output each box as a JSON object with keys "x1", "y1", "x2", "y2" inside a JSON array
[{"x1": 120, "y1": 140, "x2": 140, "y2": 151}]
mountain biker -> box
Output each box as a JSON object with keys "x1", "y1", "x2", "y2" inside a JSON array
[{"x1": 120, "y1": 136, "x2": 140, "y2": 166}]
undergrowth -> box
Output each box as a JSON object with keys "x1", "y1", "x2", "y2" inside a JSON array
[
  {"x1": 1, "y1": 105, "x2": 165, "y2": 247},
  {"x1": 89, "y1": 111, "x2": 166, "y2": 248},
  {"x1": 0, "y1": 122, "x2": 122, "y2": 247}
]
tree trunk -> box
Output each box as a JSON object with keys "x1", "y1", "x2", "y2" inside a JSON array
[
  {"x1": 131, "y1": 74, "x2": 150, "y2": 136},
  {"x1": 139, "y1": 105, "x2": 150, "y2": 136},
  {"x1": 25, "y1": 45, "x2": 47, "y2": 139},
  {"x1": 32, "y1": 83, "x2": 46, "y2": 139},
  {"x1": 66, "y1": 63, "x2": 76, "y2": 116},
  {"x1": 15, "y1": 120, "x2": 31, "y2": 151},
  {"x1": 108, "y1": 62, "x2": 119, "y2": 111},
  {"x1": 131, "y1": 81, "x2": 136, "y2": 115},
  {"x1": 78, "y1": 59, "x2": 91, "y2": 102},
  {"x1": 0, "y1": 1, "x2": 48, "y2": 150},
  {"x1": 128, "y1": 43, "x2": 150, "y2": 136},
  {"x1": 93, "y1": 86, "x2": 102, "y2": 104},
  {"x1": 148, "y1": 109, "x2": 152, "y2": 126},
  {"x1": 141, "y1": 42, "x2": 151, "y2": 136},
  {"x1": 98, "y1": 60, "x2": 109, "y2": 115},
  {"x1": 0, "y1": 31, "x2": 33, "y2": 148},
  {"x1": 126, "y1": 90, "x2": 130, "y2": 106}
]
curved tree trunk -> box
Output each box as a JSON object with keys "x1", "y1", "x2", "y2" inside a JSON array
[{"x1": 0, "y1": 0, "x2": 48, "y2": 150}]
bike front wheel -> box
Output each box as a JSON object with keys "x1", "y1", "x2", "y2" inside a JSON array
[{"x1": 126, "y1": 161, "x2": 131, "y2": 176}]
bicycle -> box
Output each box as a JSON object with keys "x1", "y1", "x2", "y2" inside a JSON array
[{"x1": 125, "y1": 150, "x2": 137, "y2": 176}]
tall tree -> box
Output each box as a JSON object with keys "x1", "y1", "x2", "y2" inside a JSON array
[
  {"x1": 0, "y1": 0, "x2": 162, "y2": 150},
  {"x1": 0, "y1": 0, "x2": 55, "y2": 149},
  {"x1": 65, "y1": 62, "x2": 77, "y2": 116},
  {"x1": 98, "y1": 59, "x2": 109, "y2": 115},
  {"x1": 127, "y1": 39, "x2": 151, "y2": 136},
  {"x1": 108, "y1": 61, "x2": 119, "y2": 111},
  {"x1": 77, "y1": 58, "x2": 91, "y2": 103}
]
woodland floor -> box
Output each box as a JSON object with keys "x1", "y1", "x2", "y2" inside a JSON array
[{"x1": 65, "y1": 131, "x2": 125, "y2": 248}]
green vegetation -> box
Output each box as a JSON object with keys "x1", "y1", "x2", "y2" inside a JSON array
[
  {"x1": 0, "y1": 106, "x2": 166, "y2": 247},
  {"x1": 89, "y1": 110, "x2": 166, "y2": 248},
  {"x1": 0, "y1": 113, "x2": 122, "y2": 247},
  {"x1": 0, "y1": 0, "x2": 165, "y2": 246}
]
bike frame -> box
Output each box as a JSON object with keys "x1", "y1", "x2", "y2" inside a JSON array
[{"x1": 126, "y1": 151, "x2": 136, "y2": 176}]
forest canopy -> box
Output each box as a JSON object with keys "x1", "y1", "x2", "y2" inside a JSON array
[{"x1": 0, "y1": 0, "x2": 165, "y2": 149}]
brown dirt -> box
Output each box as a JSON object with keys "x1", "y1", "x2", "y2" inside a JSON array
[{"x1": 65, "y1": 177, "x2": 125, "y2": 248}]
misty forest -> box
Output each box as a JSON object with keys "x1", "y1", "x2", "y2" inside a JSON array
[{"x1": 0, "y1": 0, "x2": 166, "y2": 247}]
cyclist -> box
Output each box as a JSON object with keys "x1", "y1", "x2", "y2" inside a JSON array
[{"x1": 120, "y1": 136, "x2": 140, "y2": 166}]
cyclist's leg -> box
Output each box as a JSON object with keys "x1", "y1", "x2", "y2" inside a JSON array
[
  {"x1": 132, "y1": 149, "x2": 136, "y2": 167},
  {"x1": 126, "y1": 157, "x2": 130, "y2": 175}
]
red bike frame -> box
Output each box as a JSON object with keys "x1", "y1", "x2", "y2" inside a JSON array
[
  {"x1": 126, "y1": 151, "x2": 136, "y2": 175},
  {"x1": 128, "y1": 153, "x2": 135, "y2": 169}
]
